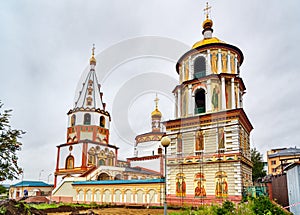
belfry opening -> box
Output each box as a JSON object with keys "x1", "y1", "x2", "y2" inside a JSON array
[{"x1": 195, "y1": 89, "x2": 206, "y2": 114}]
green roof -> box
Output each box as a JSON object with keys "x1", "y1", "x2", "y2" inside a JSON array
[
  {"x1": 73, "y1": 178, "x2": 164, "y2": 186},
  {"x1": 11, "y1": 181, "x2": 52, "y2": 187}
]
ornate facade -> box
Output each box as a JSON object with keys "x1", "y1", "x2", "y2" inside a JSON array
[{"x1": 163, "y1": 9, "x2": 253, "y2": 204}]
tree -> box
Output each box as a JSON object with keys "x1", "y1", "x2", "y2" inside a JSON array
[
  {"x1": 251, "y1": 147, "x2": 266, "y2": 182},
  {"x1": 0, "y1": 101, "x2": 25, "y2": 181}
]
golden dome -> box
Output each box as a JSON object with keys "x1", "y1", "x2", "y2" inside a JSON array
[
  {"x1": 151, "y1": 108, "x2": 162, "y2": 117},
  {"x1": 202, "y1": 18, "x2": 213, "y2": 29},
  {"x1": 90, "y1": 44, "x2": 96, "y2": 65},
  {"x1": 90, "y1": 56, "x2": 96, "y2": 65},
  {"x1": 151, "y1": 94, "x2": 162, "y2": 117},
  {"x1": 192, "y1": 37, "x2": 226, "y2": 49}
]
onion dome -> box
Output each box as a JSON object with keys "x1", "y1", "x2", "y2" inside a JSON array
[
  {"x1": 192, "y1": 3, "x2": 226, "y2": 49},
  {"x1": 151, "y1": 108, "x2": 162, "y2": 118},
  {"x1": 151, "y1": 94, "x2": 162, "y2": 118},
  {"x1": 90, "y1": 44, "x2": 96, "y2": 65}
]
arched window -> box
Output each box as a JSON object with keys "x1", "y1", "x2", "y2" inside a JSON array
[
  {"x1": 100, "y1": 116, "x2": 105, "y2": 127},
  {"x1": 84, "y1": 113, "x2": 91, "y2": 125},
  {"x1": 71, "y1": 115, "x2": 76, "y2": 126},
  {"x1": 195, "y1": 89, "x2": 206, "y2": 114},
  {"x1": 114, "y1": 174, "x2": 121, "y2": 180},
  {"x1": 99, "y1": 159, "x2": 105, "y2": 166},
  {"x1": 66, "y1": 155, "x2": 74, "y2": 169},
  {"x1": 88, "y1": 147, "x2": 96, "y2": 165},
  {"x1": 194, "y1": 56, "x2": 206, "y2": 79}
]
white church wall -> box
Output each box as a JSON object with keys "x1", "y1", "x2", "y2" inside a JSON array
[
  {"x1": 59, "y1": 144, "x2": 83, "y2": 168},
  {"x1": 136, "y1": 141, "x2": 161, "y2": 157}
]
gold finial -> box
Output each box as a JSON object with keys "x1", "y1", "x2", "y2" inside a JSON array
[
  {"x1": 203, "y1": 2, "x2": 211, "y2": 19},
  {"x1": 92, "y1": 44, "x2": 95, "y2": 56},
  {"x1": 152, "y1": 93, "x2": 162, "y2": 117},
  {"x1": 154, "y1": 93, "x2": 159, "y2": 109},
  {"x1": 90, "y1": 44, "x2": 96, "y2": 65}
]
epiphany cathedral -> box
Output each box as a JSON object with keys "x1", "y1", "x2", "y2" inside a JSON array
[{"x1": 52, "y1": 9, "x2": 253, "y2": 205}]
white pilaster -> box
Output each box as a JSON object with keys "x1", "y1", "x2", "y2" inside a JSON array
[
  {"x1": 236, "y1": 84, "x2": 240, "y2": 108},
  {"x1": 227, "y1": 51, "x2": 231, "y2": 73},
  {"x1": 189, "y1": 56, "x2": 193, "y2": 80},
  {"x1": 177, "y1": 88, "x2": 181, "y2": 117},
  {"x1": 217, "y1": 49, "x2": 222, "y2": 74},
  {"x1": 207, "y1": 50, "x2": 212, "y2": 75},
  {"x1": 231, "y1": 78, "x2": 236, "y2": 109},
  {"x1": 188, "y1": 85, "x2": 193, "y2": 116},
  {"x1": 181, "y1": 63, "x2": 185, "y2": 83},
  {"x1": 174, "y1": 92, "x2": 178, "y2": 118},
  {"x1": 206, "y1": 79, "x2": 212, "y2": 112},
  {"x1": 234, "y1": 55, "x2": 238, "y2": 75},
  {"x1": 221, "y1": 77, "x2": 226, "y2": 110}
]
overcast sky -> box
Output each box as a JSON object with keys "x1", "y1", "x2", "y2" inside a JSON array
[{"x1": 1, "y1": 0, "x2": 299, "y2": 184}]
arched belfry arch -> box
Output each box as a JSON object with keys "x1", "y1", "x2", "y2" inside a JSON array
[
  {"x1": 192, "y1": 86, "x2": 207, "y2": 115},
  {"x1": 192, "y1": 55, "x2": 206, "y2": 79},
  {"x1": 194, "y1": 88, "x2": 206, "y2": 114}
]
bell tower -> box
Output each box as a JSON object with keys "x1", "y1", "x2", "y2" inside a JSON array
[
  {"x1": 164, "y1": 3, "x2": 253, "y2": 204},
  {"x1": 151, "y1": 94, "x2": 162, "y2": 132},
  {"x1": 54, "y1": 46, "x2": 118, "y2": 187}
]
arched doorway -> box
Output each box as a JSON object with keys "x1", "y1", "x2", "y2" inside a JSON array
[
  {"x1": 97, "y1": 173, "x2": 110, "y2": 180},
  {"x1": 195, "y1": 89, "x2": 206, "y2": 114}
]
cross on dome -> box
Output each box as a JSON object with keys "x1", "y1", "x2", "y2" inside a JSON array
[
  {"x1": 90, "y1": 44, "x2": 96, "y2": 65},
  {"x1": 154, "y1": 93, "x2": 159, "y2": 109},
  {"x1": 203, "y1": 2, "x2": 211, "y2": 19}
]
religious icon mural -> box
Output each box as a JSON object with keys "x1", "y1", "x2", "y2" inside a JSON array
[
  {"x1": 215, "y1": 171, "x2": 228, "y2": 197},
  {"x1": 218, "y1": 127, "x2": 225, "y2": 149},
  {"x1": 175, "y1": 173, "x2": 186, "y2": 197},
  {"x1": 195, "y1": 130, "x2": 204, "y2": 151},
  {"x1": 211, "y1": 52, "x2": 217, "y2": 74},
  {"x1": 194, "y1": 173, "x2": 206, "y2": 197},
  {"x1": 211, "y1": 84, "x2": 219, "y2": 111}
]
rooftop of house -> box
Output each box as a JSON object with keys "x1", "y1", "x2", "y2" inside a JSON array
[
  {"x1": 268, "y1": 147, "x2": 300, "y2": 158},
  {"x1": 11, "y1": 181, "x2": 53, "y2": 188}
]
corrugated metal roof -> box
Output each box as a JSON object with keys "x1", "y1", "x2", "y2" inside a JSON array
[
  {"x1": 73, "y1": 178, "x2": 164, "y2": 185},
  {"x1": 11, "y1": 181, "x2": 52, "y2": 187},
  {"x1": 268, "y1": 147, "x2": 300, "y2": 158}
]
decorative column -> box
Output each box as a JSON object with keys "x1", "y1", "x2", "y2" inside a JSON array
[
  {"x1": 181, "y1": 63, "x2": 185, "y2": 83},
  {"x1": 217, "y1": 49, "x2": 222, "y2": 74},
  {"x1": 234, "y1": 55, "x2": 238, "y2": 74},
  {"x1": 132, "y1": 188, "x2": 136, "y2": 203},
  {"x1": 188, "y1": 85, "x2": 193, "y2": 116},
  {"x1": 231, "y1": 78, "x2": 236, "y2": 109},
  {"x1": 236, "y1": 84, "x2": 240, "y2": 108},
  {"x1": 174, "y1": 92, "x2": 178, "y2": 118},
  {"x1": 121, "y1": 188, "x2": 125, "y2": 203},
  {"x1": 189, "y1": 56, "x2": 193, "y2": 80},
  {"x1": 206, "y1": 79, "x2": 212, "y2": 112},
  {"x1": 111, "y1": 188, "x2": 115, "y2": 203},
  {"x1": 207, "y1": 50, "x2": 212, "y2": 75},
  {"x1": 221, "y1": 77, "x2": 226, "y2": 110},
  {"x1": 177, "y1": 88, "x2": 181, "y2": 117},
  {"x1": 227, "y1": 51, "x2": 231, "y2": 73}
]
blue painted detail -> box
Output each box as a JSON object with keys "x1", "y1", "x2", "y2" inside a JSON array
[
  {"x1": 73, "y1": 178, "x2": 164, "y2": 185},
  {"x1": 11, "y1": 181, "x2": 53, "y2": 187}
]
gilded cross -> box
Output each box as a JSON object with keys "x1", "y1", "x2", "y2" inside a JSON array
[
  {"x1": 154, "y1": 94, "x2": 159, "y2": 108},
  {"x1": 203, "y1": 2, "x2": 211, "y2": 19},
  {"x1": 92, "y1": 44, "x2": 95, "y2": 55}
]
